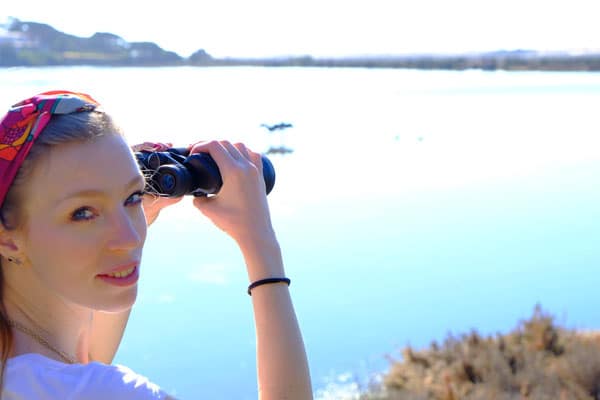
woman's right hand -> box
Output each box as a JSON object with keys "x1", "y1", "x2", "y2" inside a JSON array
[{"x1": 188, "y1": 140, "x2": 276, "y2": 247}]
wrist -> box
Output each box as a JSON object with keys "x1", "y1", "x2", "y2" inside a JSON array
[
  {"x1": 234, "y1": 229, "x2": 278, "y2": 257},
  {"x1": 237, "y1": 236, "x2": 286, "y2": 282}
]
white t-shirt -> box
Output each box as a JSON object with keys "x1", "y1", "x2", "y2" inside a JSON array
[{"x1": 3, "y1": 353, "x2": 170, "y2": 400}]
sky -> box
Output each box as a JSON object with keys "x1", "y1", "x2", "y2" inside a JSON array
[{"x1": 2, "y1": 0, "x2": 600, "y2": 58}]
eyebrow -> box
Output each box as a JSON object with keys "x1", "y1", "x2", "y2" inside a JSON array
[{"x1": 57, "y1": 175, "x2": 145, "y2": 204}]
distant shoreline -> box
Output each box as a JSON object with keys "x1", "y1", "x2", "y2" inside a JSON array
[
  {"x1": 3, "y1": 58, "x2": 600, "y2": 72},
  {"x1": 181, "y1": 53, "x2": 600, "y2": 72},
  {"x1": 2, "y1": 18, "x2": 600, "y2": 71}
]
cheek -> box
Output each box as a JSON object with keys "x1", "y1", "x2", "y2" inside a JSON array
[{"x1": 25, "y1": 224, "x2": 98, "y2": 277}]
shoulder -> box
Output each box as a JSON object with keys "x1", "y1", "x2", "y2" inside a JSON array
[{"x1": 3, "y1": 354, "x2": 171, "y2": 400}]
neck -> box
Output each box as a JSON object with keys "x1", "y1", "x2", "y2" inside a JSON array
[{"x1": 3, "y1": 279, "x2": 94, "y2": 364}]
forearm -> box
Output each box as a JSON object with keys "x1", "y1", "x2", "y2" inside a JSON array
[{"x1": 239, "y1": 239, "x2": 313, "y2": 400}]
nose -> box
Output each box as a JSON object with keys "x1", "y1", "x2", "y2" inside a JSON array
[{"x1": 106, "y1": 208, "x2": 146, "y2": 252}]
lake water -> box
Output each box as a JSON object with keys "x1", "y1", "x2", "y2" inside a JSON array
[{"x1": 1, "y1": 66, "x2": 599, "y2": 399}]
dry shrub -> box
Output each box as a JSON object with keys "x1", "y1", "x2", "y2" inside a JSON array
[{"x1": 363, "y1": 305, "x2": 600, "y2": 400}]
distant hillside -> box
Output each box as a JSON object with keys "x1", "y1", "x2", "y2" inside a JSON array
[
  {"x1": 2, "y1": 17, "x2": 600, "y2": 70},
  {"x1": 0, "y1": 18, "x2": 211, "y2": 66}
]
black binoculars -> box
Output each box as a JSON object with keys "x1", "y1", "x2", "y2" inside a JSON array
[{"x1": 134, "y1": 147, "x2": 275, "y2": 197}]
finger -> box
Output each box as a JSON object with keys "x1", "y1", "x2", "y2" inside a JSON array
[
  {"x1": 235, "y1": 143, "x2": 263, "y2": 176},
  {"x1": 189, "y1": 140, "x2": 235, "y2": 172},
  {"x1": 192, "y1": 195, "x2": 216, "y2": 215},
  {"x1": 233, "y1": 142, "x2": 251, "y2": 161},
  {"x1": 187, "y1": 140, "x2": 208, "y2": 151},
  {"x1": 154, "y1": 142, "x2": 172, "y2": 151},
  {"x1": 192, "y1": 195, "x2": 208, "y2": 207},
  {"x1": 220, "y1": 140, "x2": 244, "y2": 161},
  {"x1": 131, "y1": 142, "x2": 159, "y2": 152},
  {"x1": 131, "y1": 141, "x2": 172, "y2": 152},
  {"x1": 248, "y1": 150, "x2": 263, "y2": 176}
]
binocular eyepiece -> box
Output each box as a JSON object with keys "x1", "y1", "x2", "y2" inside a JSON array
[{"x1": 135, "y1": 147, "x2": 276, "y2": 197}]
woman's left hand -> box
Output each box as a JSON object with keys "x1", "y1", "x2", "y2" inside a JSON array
[
  {"x1": 131, "y1": 141, "x2": 173, "y2": 153},
  {"x1": 142, "y1": 195, "x2": 183, "y2": 226}
]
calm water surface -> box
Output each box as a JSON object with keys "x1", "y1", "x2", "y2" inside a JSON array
[{"x1": 1, "y1": 67, "x2": 599, "y2": 399}]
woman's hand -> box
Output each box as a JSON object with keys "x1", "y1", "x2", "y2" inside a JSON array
[
  {"x1": 131, "y1": 141, "x2": 173, "y2": 153},
  {"x1": 188, "y1": 140, "x2": 275, "y2": 247},
  {"x1": 142, "y1": 195, "x2": 182, "y2": 226}
]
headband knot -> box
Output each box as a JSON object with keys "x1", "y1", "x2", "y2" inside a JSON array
[{"x1": 0, "y1": 90, "x2": 101, "y2": 208}]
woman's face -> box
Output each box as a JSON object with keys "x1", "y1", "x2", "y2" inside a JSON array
[{"x1": 15, "y1": 133, "x2": 147, "y2": 312}]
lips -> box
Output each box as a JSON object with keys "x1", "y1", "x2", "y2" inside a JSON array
[
  {"x1": 98, "y1": 261, "x2": 139, "y2": 276},
  {"x1": 101, "y1": 265, "x2": 136, "y2": 278},
  {"x1": 97, "y1": 261, "x2": 140, "y2": 287}
]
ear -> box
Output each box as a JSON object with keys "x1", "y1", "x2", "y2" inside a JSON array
[{"x1": 0, "y1": 225, "x2": 22, "y2": 259}]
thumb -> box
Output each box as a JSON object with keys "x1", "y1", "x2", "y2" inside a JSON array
[{"x1": 192, "y1": 195, "x2": 213, "y2": 213}]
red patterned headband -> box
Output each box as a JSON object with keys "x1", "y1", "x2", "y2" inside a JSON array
[{"x1": 0, "y1": 90, "x2": 100, "y2": 207}]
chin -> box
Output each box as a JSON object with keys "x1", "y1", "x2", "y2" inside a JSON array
[{"x1": 92, "y1": 286, "x2": 139, "y2": 313}]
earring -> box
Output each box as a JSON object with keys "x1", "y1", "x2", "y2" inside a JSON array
[{"x1": 7, "y1": 257, "x2": 22, "y2": 266}]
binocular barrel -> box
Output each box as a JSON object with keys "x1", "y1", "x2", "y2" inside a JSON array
[{"x1": 135, "y1": 147, "x2": 276, "y2": 197}]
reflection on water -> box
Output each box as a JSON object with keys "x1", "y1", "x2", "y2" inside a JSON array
[{"x1": 1, "y1": 67, "x2": 600, "y2": 399}]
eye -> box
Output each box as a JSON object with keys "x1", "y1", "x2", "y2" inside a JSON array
[
  {"x1": 125, "y1": 191, "x2": 144, "y2": 206},
  {"x1": 71, "y1": 207, "x2": 97, "y2": 221}
]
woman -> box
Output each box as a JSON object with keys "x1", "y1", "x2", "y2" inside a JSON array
[{"x1": 0, "y1": 91, "x2": 312, "y2": 399}]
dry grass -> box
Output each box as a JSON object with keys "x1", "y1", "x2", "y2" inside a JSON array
[{"x1": 361, "y1": 305, "x2": 600, "y2": 400}]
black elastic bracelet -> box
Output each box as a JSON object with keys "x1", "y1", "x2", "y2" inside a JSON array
[{"x1": 247, "y1": 277, "x2": 291, "y2": 295}]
